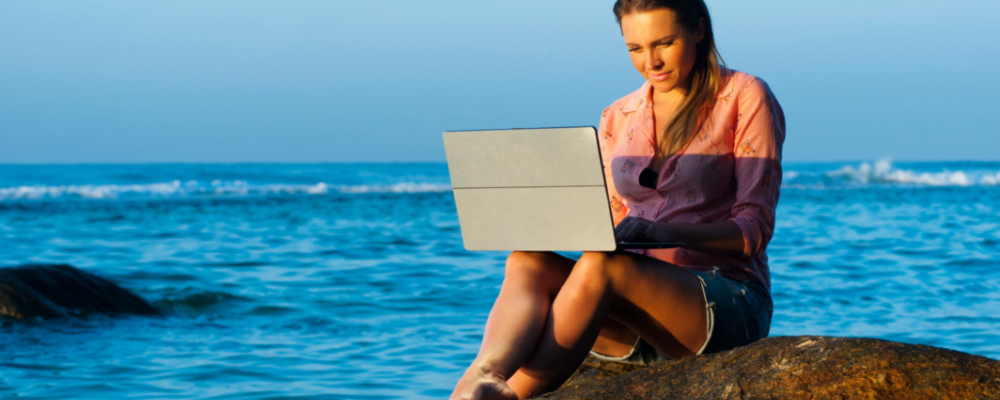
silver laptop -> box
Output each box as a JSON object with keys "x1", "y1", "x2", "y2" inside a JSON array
[{"x1": 442, "y1": 126, "x2": 684, "y2": 251}]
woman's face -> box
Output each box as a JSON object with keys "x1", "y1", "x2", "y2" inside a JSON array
[{"x1": 620, "y1": 9, "x2": 704, "y2": 95}]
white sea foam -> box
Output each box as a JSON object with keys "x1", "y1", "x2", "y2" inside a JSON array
[
  {"x1": 778, "y1": 159, "x2": 1000, "y2": 189},
  {"x1": 981, "y1": 172, "x2": 1000, "y2": 186},
  {"x1": 3, "y1": 160, "x2": 995, "y2": 202},
  {"x1": 0, "y1": 180, "x2": 453, "y2": 201},
  {"x1": 339, "y1": 182, "x2": 453, "y2": 194},
  {"x1": 0, "y1": 181, "x2": 188, "y2": 200},
  {"x1": 825, "y1": 159, "x2": 986, "y2": 187}
]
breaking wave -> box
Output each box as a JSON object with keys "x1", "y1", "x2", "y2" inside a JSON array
[
  {"x1": 2, "y1": 160, "x2": 997, "y2": 201},
  {"x1": 0, "y1": 180, "x2": 453, "y2": 201},
  {"x1": 781, "y1": 159, "x2": 1000, "y2": 189}
]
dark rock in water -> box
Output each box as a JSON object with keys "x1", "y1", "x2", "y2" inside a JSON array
[
  {"x1": 0, "y1": 264, "x2": 160, "y2": 320},
  {"x1": 539, "y1": 336, "x2": 1000, "y2": 399}
]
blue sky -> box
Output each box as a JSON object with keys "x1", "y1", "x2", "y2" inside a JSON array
[{"x1": 1, "y1": 0, "x2": 997, "y2": 163}]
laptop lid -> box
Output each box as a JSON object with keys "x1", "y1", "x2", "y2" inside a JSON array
[{"x1": 443, "y1": 127, "x2": 617, "y2": 251}]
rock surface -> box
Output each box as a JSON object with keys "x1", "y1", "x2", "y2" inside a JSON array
[
  {"x1": 0, "y1": 264, "x2": 160, "y2": 319},
  {"x1": 539, "y1": 336, "x2": 1000, "y2": 399}
]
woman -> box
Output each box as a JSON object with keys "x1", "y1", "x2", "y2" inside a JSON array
[{"x1": 451, "y1": 1, "x2": 784, "y2": 399}]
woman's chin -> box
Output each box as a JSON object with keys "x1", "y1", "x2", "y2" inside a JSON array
[{"x1": 649, "y1": 80, "x2": 680, "y2": 94}]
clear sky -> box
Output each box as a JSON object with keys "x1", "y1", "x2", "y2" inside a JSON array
[{"x1": 1, "y1": 0, "x2": 998, "y2": 163}]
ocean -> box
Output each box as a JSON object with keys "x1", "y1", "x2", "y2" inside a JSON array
[{"x1": 1, "y1": 161, "x2": 998, "y2": 399}]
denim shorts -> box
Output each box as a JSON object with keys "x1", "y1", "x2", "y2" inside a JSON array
[{"x1": 589, "y1": 266, "x2": 773, "y2": 365}]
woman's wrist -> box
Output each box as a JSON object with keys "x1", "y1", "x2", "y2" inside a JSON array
[{"x1": 656, "y1": 221, "x2": 746, "y2": 256}]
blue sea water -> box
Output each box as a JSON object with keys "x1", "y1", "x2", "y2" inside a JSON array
[{"x1": 1, "y1": 160, "x2": 999, "y2": 399}]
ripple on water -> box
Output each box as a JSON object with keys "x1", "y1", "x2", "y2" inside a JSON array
[{"x1": 3, "y1": 163, "x2": 1000, "y2": 399}]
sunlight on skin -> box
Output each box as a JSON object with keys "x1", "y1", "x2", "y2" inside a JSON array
[
  {"x1": 450, "y1": 8, "x2": 710, "y2": 400},
  {"x1": 620, "y1": 8, "x2": 703, "y2": 172},
  {"x1": 622, "y1": 8, "x2": 702, "y2": 97}
]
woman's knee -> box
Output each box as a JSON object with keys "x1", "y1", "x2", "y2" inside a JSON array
[
  {"x1": 575, "y1": 251, "x2": 628, "y2": 282},
  {"x1": 505, "y1": 251, "x2": 547, "y2": 275},
  {"x1": 560, "y1": 252, "x2": 622, "y2": 298},
  {"x1": 504, "y1": 251, "x2": 570, "y2": 289}
]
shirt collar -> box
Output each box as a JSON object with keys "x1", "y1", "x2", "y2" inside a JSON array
[
  {"x1": 624, "y1": 72, "x2": 737, "y2": 111},
  {"x1": 620, "y1": 82, "x2": 653, "y2": 114}
]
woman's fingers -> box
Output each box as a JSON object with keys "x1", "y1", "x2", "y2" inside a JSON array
[
  {"x1": 629, "y1": 222, "x2": 651, "y2": 242},
  {"x1": 616, "y1": 217, "x2": 650, "y2": 242},
  {"x1": 614, "y1": 218, "x2": 636, "y2": 241}
]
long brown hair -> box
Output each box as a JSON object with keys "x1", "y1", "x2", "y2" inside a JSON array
[{"x1": 613, "y1": 0, "x2": 725, "y2": 157}]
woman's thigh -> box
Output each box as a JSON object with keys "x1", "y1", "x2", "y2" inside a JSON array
[
  {"x1": 573, "y1": 251, "x2": 709, "y2": 359},
  {"x1": 503, "y1": 251, "x2": 575, "y2": 299}
]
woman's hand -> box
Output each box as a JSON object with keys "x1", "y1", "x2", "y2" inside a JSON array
[
  {"x1": 614, "y1": 217, "x2": 677, "y2": 243},
  {"x1": 616, "y1": 218, "x2": 747, "y2": 256}
]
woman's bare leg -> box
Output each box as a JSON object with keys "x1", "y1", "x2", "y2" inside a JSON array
[
  {"x1": 449, "y1": 251, "x2": 575, "y2": 400},
  {"x1": 505, "y1": 251, "x2": 708, "y2": 398},
  {"x1": 451, "y1": 250, "x2": 707, "y2": 399},
  {"x1": 590, "y1": 316, "x2": 641, "y2": 357}
]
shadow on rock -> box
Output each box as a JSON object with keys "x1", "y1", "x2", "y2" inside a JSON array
[
  {"x1": 0, "y1": 264, "x2": 160, "y2": 320},
  {"x1": 540, "y1": 336, "x2": 1000, "y2": 399}
]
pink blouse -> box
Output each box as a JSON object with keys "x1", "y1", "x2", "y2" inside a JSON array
[{"x1": 598, "y1": 70, "x2": 785, "y2": 291}]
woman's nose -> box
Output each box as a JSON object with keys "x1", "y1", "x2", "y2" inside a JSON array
[{"x1": 645, "y1": 52, "x2": 663, "y2": 70}]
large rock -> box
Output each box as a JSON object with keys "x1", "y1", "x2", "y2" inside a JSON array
[
  {"x1": 539, "y1": 336, "x2": 1000, "y2": 399},
  {"x1": 0, "y1": 264, "x2": 160, "y2": 319}
]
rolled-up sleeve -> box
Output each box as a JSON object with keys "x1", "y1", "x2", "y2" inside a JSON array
[{"x1": 728, "y1": 77, "x2": 785, "y2": 257}]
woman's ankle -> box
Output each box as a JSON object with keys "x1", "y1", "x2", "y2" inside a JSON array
[{"x1": 468, "y1": 358, "x2": 510, "y2": 381}]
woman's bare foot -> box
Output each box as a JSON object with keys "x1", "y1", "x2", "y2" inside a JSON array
[{"x1": 450, "y1": 365, "x2": 519, "y2": 400}]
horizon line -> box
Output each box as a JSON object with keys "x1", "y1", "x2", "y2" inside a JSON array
[{"x1": 3, "y1": 158, "x2": 1000, "y2": 166}]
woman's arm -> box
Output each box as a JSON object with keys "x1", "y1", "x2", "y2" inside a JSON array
[
  {"x1": 615, "y1": 217, "x2": 745, "y2": 256},
  {"x1": 727, "y1": 76, "x2": 785, "y2": 257}
]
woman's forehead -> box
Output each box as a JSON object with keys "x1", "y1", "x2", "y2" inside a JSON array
[{"x1": 620, "y1": 9, "x2": 683, "y2": 43}]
